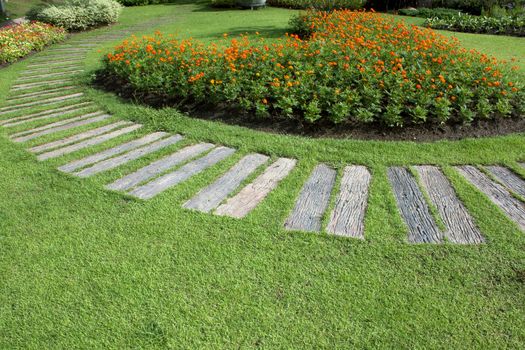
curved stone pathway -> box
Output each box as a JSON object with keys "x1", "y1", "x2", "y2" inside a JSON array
[{"x1": 1, "y1": 22, "x2": 525, "y2": 243}]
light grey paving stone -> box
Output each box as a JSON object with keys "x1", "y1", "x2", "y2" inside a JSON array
[
  {"x1": 284, "y1": 164, "x2": 337, "y2": 232},
  {"x1": 6, "y1": 87, "x2": 77, "y2": 101},
  {"x1": 215, "y1": 158, "x2": 297, "y2": 219},
  {"x1": 11, "y1": 79, "x2": 72, "y2": 91},
  {"x1": 107, "y1": 143, "x2": 214, "y2": 192},
  {"x1": 74, "y1": 134, "x2": 184, "y2": 178},
  {"x1": 485, "y1": 166, "x2": 525, "y2": 198},
  {"x1": 16, "y1": 70, "x2": 83, "y2": 82},
  {"x1": 456, "y1": 165, "x2": 525, "y2": 230},
  {"x1": 37, "y1": 124, "x2": 143, "y2": 161},
  {"x1": 0, "y1": 102, "x2": 94, "y2": 127},
  {"x1": 128, "y1": 146, "x2": 235, "y2": 200},
  {"x1": 387, "y1": 167, "x2": 443, "y2": 244},
  {"x1": 0, "y1": 93, "x2": 84, "y2": 113},
  {"x1": 59, "y1": 132, "x2": 168, "y2": 173},
  {"x1": 26, "y1": 62, "x2": 81, "y2": 69},
  {"x1": 10, "y1": 111, "x2": 104, "y2": 138},
  {"x1": 12, "y1": 114, "x2": 110, "y2": 143},
  {"x1": 326, "y1": 165, "x2": 371, "y2": 239},
  {"x1": 415, "y1": 166, "x2": 484, "y2": 244},
  {"x1": 29, "y1": 121, "x2": 130, "y2": 154},
  {"x1": 23, "y1": 66, "x2": 82, "y2": 75},
  {"x1": 184, "y1": 153, "x2": 269, "y2": 213}
]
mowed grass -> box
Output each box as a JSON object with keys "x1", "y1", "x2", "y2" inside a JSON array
[
  {"x1": 0, "y1": 1, "x2": 524, "y2": 348},
  {"x1": 2, "y1": 0, "x2": 45, "y2": 20}
]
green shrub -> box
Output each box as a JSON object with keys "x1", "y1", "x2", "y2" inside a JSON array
[
  {"x1": 398, "y1": 7, "x2": 463, "y2": 19},
  {"x1": 27, "y1": 0, "x2": 122, "y2": 31},
  {"x1": 425, "y1": 13, "x2": 525, "y2": 36},
  {"x1": 117, "y1": 0, "x2": 175, "y2": 5},
  {"x1": 210, "y1": 0, "x2": 236, "y2": 7},
  {"x1": 267, "y1": 0, "x2": 365, "y2": 10}
]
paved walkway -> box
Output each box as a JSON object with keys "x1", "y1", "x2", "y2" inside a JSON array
[{"x1": 1, "y1": 22, "x2": 524, "y2": 243}]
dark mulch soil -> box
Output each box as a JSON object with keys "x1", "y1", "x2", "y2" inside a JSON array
[{"x1": 94, "y1": 73, "x2": 525, "y2": 142}]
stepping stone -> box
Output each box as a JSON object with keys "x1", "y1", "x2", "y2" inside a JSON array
[
  {"x1": 485, "y1": 166, "x2": 525, "y2": 198},
  {"x1": 0, "y1": 93, "x2": 83, "y2": 114},
  {"x1": 11, "y1": 79, "x2": 72, "y2": 91},
  {"x1": 59, "y1": 132, "x2": 168, "y2": 173},
  {"x1": 387, "y1": 167, "x2": 442, "y2": 243},
  {"x1": 10, "y1": 111, "x2": 104, "y2": 138},
  {"x1": 29, "y1": 121, "x2": 130, "y2": 154},
  {"x1": 284, "y1": 164, "x2": 337, "y2": 232},
  {"x1": 16, "y1": 71, "x2": 83, "y2": 82},
  {"x1": 23, "y1": 66, "x2": 82, "y2": 74},
  {"x1": 6, "y1": 87, "x2": 77, "y2": 101},
  {"x1": 107, "y1": 143, "x2": 214, "y2": 192},
  {"x1": 128, "y1": 146, "x2": 235, "y2": 200},
  {"x1": 456, "y1": 166, "x2": 525, "y2": 230},
  {"x1": 12, "y1": 114, "x2": 110, "y2": 143},
  {"x1": 0, "y1": 102, "x2": 94, "y2": 127},
  {"x1": 37, "y1": 124, "x2": 143, "y2": 161},
  {"x1": 26, "y1": 62, "x2": 81, "y2": 69},
  {"x1": 74, "y1": 134, "x2": 183, "y2": 178},
  {"x1": 326, "y1": 165, "x2": 371, "y2": 239},
  {"x1": 216, "y1": 158, "x2": 297, "y2": 219},
  {"x1": 184, "y1": 153, "x2": 269, "y2": 213},
  {"x1": 415, "y1": 166, "x2": 484, "y2": 244}
]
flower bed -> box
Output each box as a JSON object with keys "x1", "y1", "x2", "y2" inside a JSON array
[
  {"x1": 100, "y1": 10, "x2": 524, "y2": 127},
  {"x1": 425, "y1": 14, "x2": 525, "y2": 36},
  {"x1": 0, "y1": 21, "x2": 67, "y2": 64}
]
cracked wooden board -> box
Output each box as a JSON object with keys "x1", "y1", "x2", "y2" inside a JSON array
[
  {"x1": 456, "y1": 165, "x2": 525, "y2": 230},
  {"x1": 485, "y1": 166, "x2": 525, "y2": 198},
  {"x1": 284, "y1": 164, "x2": 337, "y2": 232},
  {"x1": 415, "y1": 166, "x2": 484, "y2": 244},
  {"x1": 327, "y1": 165, "x2": 371, "y2": 239},
  {"x1": 0, "y1": 93, "x2": 84, "y2": 115},
  {"x1": 0, "y1": 102, "x2": 95, "y2": 127},
  {"x1": 388, "y1": 167, "x2": 442, "y2": 243}
]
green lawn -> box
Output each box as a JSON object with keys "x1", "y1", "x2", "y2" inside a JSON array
[
  {"x1": 2, "y1": 0, "x2": 42, "y2": 20},
  {"x1": 0, "y1": 1, "x2": 524, "y2": 348}
]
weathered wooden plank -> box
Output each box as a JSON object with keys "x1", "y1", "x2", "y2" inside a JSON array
[
  {"x1": 415, "y1": 166, "x2": 484, "y2": 244},
  {"x1": 326, "y1": 165, "x2": 371, "y2": 239},
  {"x1": 0, "y1": 93, "x2": 83, "y2": 113},
  {"x1": 215, "y1": 158, "x2": 297, "y2": 219},
  {"x1": 183, "y1": 153, "x2": 269, "y2": 213},
  {"x1": 23, "y1": 66, "x2": 82, "y2": 75},
  {"x1": 73, "y1": 134, "x2": 183, "y2": 178},
  {"x1": 106, "y1": 143, "x2": 214, "y2": 191},
  {"x1": 11, "y1": 113, "x2": 109, "y2": 143},
  {"x1": 284, "y1": 164, "x2": 337, "y2": 232},
  {"x1": 28, "y1": 121, "x2": 130, "y2": 154},
  {"x1": 37, "y1": 124, "x2": 143, "y2": 161},
  {"x1": 16, "y1": 71, "x2": 83, "y2": 82},
  {"x1": 59, "y1": 132, "x2": 168, "y2": 173},
  {"x1": 485, "y1": 166, "x2": 525, "y2": 198},
  {"x1": 11, "y1": 79, "x2": 72, "y2": 91},
  {"x1": 26, "y1": 62, "x2": 80, "y2": 69},
  {"x1": 0, "y1": 102, "x2": 94, "y2": 127},
  {"x1": 6, "y1": 87, "x2": 77, "y2": 101},
  {"x1": 456, "y1": 165, "x2": 525, "y2": 230},
  {"x1": 387, "y1": 167, "x2": 442, "y2": 243},
  {"x1": 128, "y1": 146, "x2": 235, "y2": 200}
]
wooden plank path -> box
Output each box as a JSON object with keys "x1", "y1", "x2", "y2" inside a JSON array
[
  {"x1": 0, "y1": 93, "x2": 84, "y2": 114},
  {"x1": 6, "y1": 87, "x2": 77, "y2": 101},
  {"x1": 326, "y1": 166, "x2": 371, "y2": 239},
  {"x1": 415, "y1": 166, "x2": 484, "y2": 244},
  {"x1": 184, "y1": 153, "x2": 269, "y2": 213},
  {"x1": 485, "y1": 166, "x2": 525, "y2": 198},
  {"x1": 216, "y1": 158, "x2": 296, "y2": 218},
  {"x1": 456, "y1": 166, "x2": 525, "y2": 230},
  {"x1": 285, "y1": 164, "x2": 337, "y2": 232},
  {"x1": 128, "y1": 146, "x2": 235, "y2": 200},
  {"x1": 0, "y1": 102, "x2": 95, "y2": 127},
  {"x1": 388, "y1": 167, "x2": 442, "y2": 243},
  {"x1": 16, "y1": 71, "x2": 84, "y2": 82},
  {"x1": 107, "y1": 143, "x2": 215, "y2": 192}
]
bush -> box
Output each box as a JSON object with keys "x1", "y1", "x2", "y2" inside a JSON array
[
  {"x1": 0, "y1": 21, "x2": 67, "y2": 64},
  {"x1": 27, "y1": 0, "x2": 122, "y2": 31},
  {"x1": 117, "y1": 0, "x2": 176, "y2": 5},
  {"x1": 100, "y1": 10, "x2": 524, "y2": 127},
  {"x1": 425, "y1": 13, "x2": 525, "y2": 36},
  {"x1": 398, "y1": 7, "x2": 463, "y2": 19},
  {"x1": 267, "y1": 0, "x2": 365, "y2": 10},
  {"x1": 210, "y1": 0, "x2": 236, "y2": 7},
  {"x1": 432, "y1": 1, "x2": 525, "y2": 15}
]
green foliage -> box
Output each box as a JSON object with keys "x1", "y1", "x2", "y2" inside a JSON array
[
  {"x1": 432, "y1": 0, "x2": 525, "y2": 15},
  {"x1": 0, "y1": 21, "x2": 66, "y2": 63},
  {"x1": 26, "y1": 0, "x2": 122, "y2": 31},
  {"x1": 425, "y1": 13, "x2": 525, "y2": 36},
  {"x1": 116, "y1": 0, "x2": 176, "y2": 5},
  {"x1": 210, "y1": 0, "x2": 236, "y2": 7},
  {"x1": 267, "y1": 0, "x2": 365, "y2": 10},
  {"x1": 398, "y1": 7, "x2": 463, "y2": 19}
]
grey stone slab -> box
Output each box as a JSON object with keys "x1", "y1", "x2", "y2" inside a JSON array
[
  {"x1": 215, "y1": 158, "x2": 297, "y2": 219},
  {"x1": 0, "y1": 93, "x2": 84, "y2": 114},
  {"x1": 59, "y1": 132, "x2": 168, "y2": 173},
  {"x1": 10, "y1": 111, "x2": 104, "y2": 138},
  {"x1": 26, "y1": 62, "x2": 81, "y2": 69},
  {"x1": 37, "y1": 124, "x2": 143, "y2": 161},
  {"x1": 11, "y1": 79, "x2": 72, "y2": 91},
  {"x1": 23, "y1": 66, "x2": 82, "y2": 75},
  {"x1": 74, "y1": 134, "x2": 183, "y2": 178},
  {"x1": 387, "y1": 167, "x2": 443, "y2": 244},
  {"x1": 485, "y1": 166, "x2": 525, "y2": 198},
  {"x1": 29, "y1": 121, "x2": 130, "y2": 154},
  {"x1": 0, "y1": 102, "x2": 94, "y2": 127},
  {"x1": 16, "y1": 70, "x2": 83, "y2": 82},
  {"x1": 183, "y1": 153, "x2": 269, "y2": 213},
  {"x1": 6, "y1": 87, "x2": 77, "y2": 101},
  {"x1": 327, "y1": 166, "x2": 371, "y2": 239},
  {"x1": 415, "y1": 166, "x2": 484, "y2": 244},
  {"x1": 107, "y1": 143, "x2": 214, "y2": 192},
  {"x1": 456, "y1": 165, "x2": 525, "y2": 230},
  {"x1": 128, "y1": 146, "x2": 235, "y2": 200},
  {"x1": 12, "y1": 114, "x2": 110, "y2": 143},
  {"x1": 284, "y1": 164, "x2": 337, "y2": 232}
]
